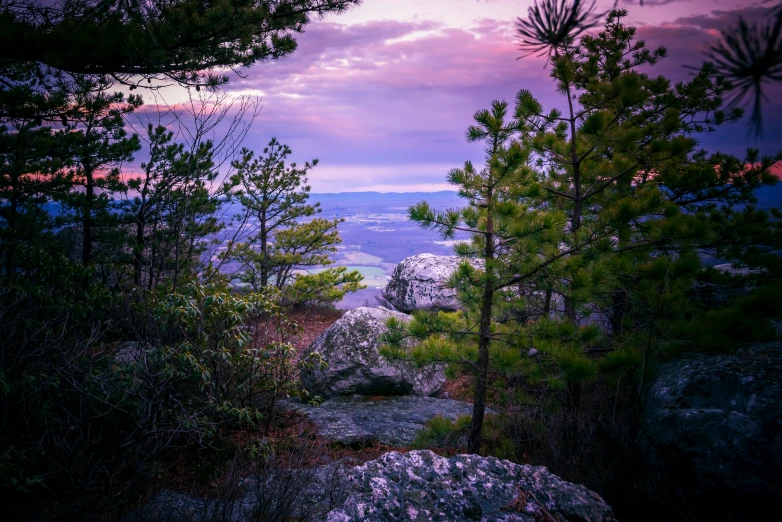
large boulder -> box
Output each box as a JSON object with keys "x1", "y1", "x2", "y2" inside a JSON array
[
  {"x1": 288, "y1": 395, "x2": 478, "y2": 446},
  {"x1": 382, "y1": 253, "x2": 481, "y2": 313},
  {"x1": 133, "y1": 451, "x2": 613, "y2": 522},
  {"x1": 641, "y1": 341, "x2": 782, "y2": 498},
  {"x1": 300, "y1": 307, "x2": 444, "y2": 398},
  {"x1": 322, "y1": 450, "x2": 615, "y2": 522}
]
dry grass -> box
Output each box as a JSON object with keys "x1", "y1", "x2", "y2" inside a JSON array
[
  {"x1": 441, "y1": 373, "x2": 474, "y2": 402},
  {"x1": 288, "y1": 306, "x2": 344, "y2": 354}
]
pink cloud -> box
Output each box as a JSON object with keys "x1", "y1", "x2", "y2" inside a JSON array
[
  {"x1": 180, "y1": 3, "x2": 782, "y2": 192},
  {"x1": 227, "y1": 18, "x2": 553, "y2": 170}
]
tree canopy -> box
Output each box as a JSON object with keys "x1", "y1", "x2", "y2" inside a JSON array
[
  {"x1": 0, "y1": 0, "x2": 360, "y2": 86},
  {"x1": 383, "y1": 9, "x2": 782, "y2": 455}
]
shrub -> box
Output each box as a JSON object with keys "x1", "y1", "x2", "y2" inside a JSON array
[{"x1": 0, "y1": 251, "x2": 320, "y2": 519}]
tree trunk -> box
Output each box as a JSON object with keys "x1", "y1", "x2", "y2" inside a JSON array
[
  {"x1": 260, "y1": 207, "x2": 268, "y2": 287},
  {"x1": 5, "y1": 171, "x2": 18, "y2": 275},
  {"x1": 133, "y1": 212, "x2": 145, "y2": 286},
  {"x1": 133, "y1": 173, "x2": 152, "y2": 286},
  {"x1": 565, "y1": 79, "x2": 581, "y2": 323},
  {"x1": 543, "y1": 285, "x2": 553, "y2": 317},
  {"x1": 82, "y1": 167, "x2": 94, "y2": 266},
  {"x1": 468, "y1": 187, "x2": 494, "y2": 455},
  {"x1": 468, "y1": 288, "x2": 493, "y2": 454},
  {"x1": 4, "y1": 133, "x2": 23, "y2": 274}
]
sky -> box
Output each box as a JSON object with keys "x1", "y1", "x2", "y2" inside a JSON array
[{"x1": 152, "y1": 0, "x2": 782, "y2": 193}]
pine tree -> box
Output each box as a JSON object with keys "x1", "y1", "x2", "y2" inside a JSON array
[
  {"x1": 125, "y1": 124, "x2": 222, "y2": 290},
  {"x1": 384, "y1": 9, "x2": 781, "y2": 454},
  {"x1": 153, "y1": 140, "x2": 223, "y2": 292},
  {"x1": 228, "y1": 138, "x2": 363, "y2": 304},
  {"x1": 392, "y1": 100, "x2": 562, "y2": 453},
  {"x1": 58, "y1": 88, "x2": 141, "y2": 267},
  {"x1": 0, "y1": 0, "x2": 361, "y2": 88},
  {"x1": 0, "y1": 121, "x2": 65, "y2": 273}
]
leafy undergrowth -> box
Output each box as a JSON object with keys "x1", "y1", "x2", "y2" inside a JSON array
[{"x1": 136, "y1": 407, "x2": 461, "y2": 515}]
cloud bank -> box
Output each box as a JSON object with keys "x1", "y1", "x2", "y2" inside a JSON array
[{"x1": 177, "y1": 0, "x2": 781, "y2": 192}]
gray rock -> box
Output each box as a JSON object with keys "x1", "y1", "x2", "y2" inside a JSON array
[
  {"x1": 712, "y1": 263, "x2": 766, "y2": 277},
  {"x1": 688, "y1": 264, "x2": 765, "y2": 309},
  {"x1": 114, "y1": 341, "x2": 144, "y2": 364},
  {"x1": 300, "y1": 307, "x2": 444, "y2": 398},
  {"x1": 133, "y1": 452, "x2": 612, "y2": 522},
  {"x1": 382, "y1": 253, "x2": 482, "y2": 313},
  {"x1": 641, "y1": 341, "x2": 782, "y2": 497},
  {"x1": 321, "y1": 450, "x2": 615, "y2": 522},
  {"x1": 290, "y1": 395, "x2": 477, "y2": 446}
]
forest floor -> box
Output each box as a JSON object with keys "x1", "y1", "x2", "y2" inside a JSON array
[{"x1": 289, "y1": 306, "x2": 344, "y2": 353}]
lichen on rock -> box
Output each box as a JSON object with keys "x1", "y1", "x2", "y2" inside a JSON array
[
  {"x1": 321, "y1": 450, "x2": 615, "y2": 522},
  {"x1": 300, "y1": 307, "x2": 445, "y2": 398},
  {"x1": 382, "y1": 253, "x2": 482, "y2": 313}
]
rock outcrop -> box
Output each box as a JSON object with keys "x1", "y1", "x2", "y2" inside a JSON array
[
  {"x1": 114, "y1": 341, "x2": 144, "y2": 364},
  {"x1": 689, "y1": 264, "x2": 765, "y2": 308},
  {"x1": 641, "y1": 341, "x2": 782, "y2": 498},
  {"x1": 300, "y1": 307, "x2": 444, "y2": 398},
  {"x1": 712, "y1": 263, "x2": 766, "y2": 277},
  {"x1": 382, "y1": 253, "x2": 481, "y2": 313},
  {"x1": 289, "y1": 395, "x2": 477, "y2": 446},
  {"x1": 136, "y1": 451, "x2": 613, "y2": 522},
  {"x1": 322, "y1": 450, "x2": 615, "y2": 522}
]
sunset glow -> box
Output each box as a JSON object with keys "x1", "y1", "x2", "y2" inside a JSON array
[{"x1": 166, "y1": 0, "x2": 782, "y2": 193}]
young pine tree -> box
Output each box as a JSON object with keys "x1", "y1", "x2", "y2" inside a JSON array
[
  {"x1": 384, "y1": 9, "x2": 781, "y2": 455},
  {"x1": 125, "y1": 124, "x2": 223, "y2": 290},
  {"x1": 58, "y1": 87, "x2": 141, "y2": 268},
  {"x1": 228, "y1": 138, "x2": 363, "y2": 304},
  {"x1": 385, "y1": 100, "x2": 561, "y2": 453},
  {"x1": 0, "y1": 121, "x2": 67, "y2": 273}
]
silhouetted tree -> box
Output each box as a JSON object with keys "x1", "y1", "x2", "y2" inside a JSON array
[{"x1": 58, "y1": 87, "x2": 141, "y2": 267}]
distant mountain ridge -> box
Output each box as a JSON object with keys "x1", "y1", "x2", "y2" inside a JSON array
[
  {"x1": 311, "y1": 187, "x2": 782, "y2": 211},
  {"x1": 309, "y1": 191, "x2": 462, "y2": 211}
]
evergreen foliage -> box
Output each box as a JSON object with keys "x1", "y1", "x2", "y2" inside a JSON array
[
  {"x1": 0, "y1": 0, "x2": 361, "y2": 87},
  {"x1": 0, "y1": 4, "x2": 361, "y2": 514},
  {"x1": 125, "y1": 123, "x2": 227, "y2": 291},
  {"x1": 227, "y1": 138, "x2": 364, "y2": 305},
  {"x1": 383, "y1": 10, "x2": 782, "y2": 455},
  {"x1": 57, "y1": 89, "x2": 141, "y2": 267}
]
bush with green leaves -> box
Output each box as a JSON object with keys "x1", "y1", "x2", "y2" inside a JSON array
[
  {"x1": 0, "y1": 248, "x2": 320, "y2": 518},
  {"x1": 123, "y1": 280, "x2": 324, "y2": 437}
]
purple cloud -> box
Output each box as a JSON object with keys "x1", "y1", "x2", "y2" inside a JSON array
[{"x1": 206, "y1": 3, "x2": 782, "y2": 192}]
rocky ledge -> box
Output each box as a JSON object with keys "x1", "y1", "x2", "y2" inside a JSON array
[
  {"x1": 322, "y1": 450, "x2": 615, "y2": 522},
  {"x1": 288, "y1": 395, "x2": 478, "y2": 446}
]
